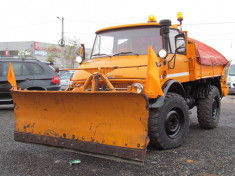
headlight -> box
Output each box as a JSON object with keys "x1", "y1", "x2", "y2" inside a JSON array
[
  {"x1": 133, "y1": 83, "x2": 143, "y2": 94},
  {"x1": 75, "y1": 56, "x2": 82, "y2": 64},
  {"x1": 158, "y1": 49, "x2": 168, "y2": 58}
]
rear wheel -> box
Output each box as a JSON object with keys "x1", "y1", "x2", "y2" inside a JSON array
[
  {"x1": 197, "y1": 85, "x2": 221, "y2": 129},
  {"x1": 148, "y1": 93, "x2": 189, "y2": 149}
]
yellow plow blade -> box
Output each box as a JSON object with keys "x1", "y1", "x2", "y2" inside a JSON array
[{"x1": 11, "y1": 91, "x2": 149, "y2": 161}]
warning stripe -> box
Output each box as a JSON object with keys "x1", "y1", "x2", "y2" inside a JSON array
[{"x1": 166, "y1": 72, "x2": 189, "y2": 78}]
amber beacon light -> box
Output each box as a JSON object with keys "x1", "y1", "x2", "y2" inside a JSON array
[
  {"x1": 148, "y1": 15, "x2": 157, "y2": 22},
  {"x1": 177, "y1": 12, "x2": 183, "y2": 22}
]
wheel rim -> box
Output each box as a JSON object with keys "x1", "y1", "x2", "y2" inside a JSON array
[
  {"x1": 165, "y1": 109, "x2": 184, "y2": 139},
  {"x1": 212, "y1": 97, "x2": 219, "y2": 120}
]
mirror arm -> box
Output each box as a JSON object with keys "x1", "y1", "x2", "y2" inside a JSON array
[
  {"x1": 168, "y1": 52, "x2": 177, "y2": 69},
  {"x1": 167, "y1": 45, "x2": 184, "y2": 69}
]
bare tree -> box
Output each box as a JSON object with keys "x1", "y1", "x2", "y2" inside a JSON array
[
  {"x1": 46, "y1": 45, "x2": 59, "y2": 64},
  {"x1": 62, "y1": 36, "x2": 81, "y2": 68}
]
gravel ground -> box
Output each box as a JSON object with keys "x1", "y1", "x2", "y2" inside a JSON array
[{"x1": 0, "y1": 96, "x2": 234, "y2": 176}]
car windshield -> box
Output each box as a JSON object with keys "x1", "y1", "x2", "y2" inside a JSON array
[
  {"x1": 91, "y1": 27, "x2": 163, "y2": 58},
  {"x1": 229, "y1": 64, "x2": 235, "y2": 76}
]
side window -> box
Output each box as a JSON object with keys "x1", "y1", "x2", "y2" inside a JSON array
[
  {"x1": 2, "y1": 62, "x2": 23, "y2": 76},
  {"x1": 169, "y1": 29, "x2": 179, "y2": 53},
  {"x1": 28, "y1": 63, "x2": 44, "y2": 75},
  {"x1": 22, "y1": 63, "x2": 31, "y2": 76},
  {"x1": 92, "y1": 36, "x2": 100, "y2": 55}
]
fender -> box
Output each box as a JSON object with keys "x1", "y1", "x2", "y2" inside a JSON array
[{"x1": 149, "y1": 79, "x2": 185, "y2": 108}]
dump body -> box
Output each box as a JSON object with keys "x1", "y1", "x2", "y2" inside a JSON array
[{"x1": 12, "y1": 17, "x2": 228, "y2": 162}]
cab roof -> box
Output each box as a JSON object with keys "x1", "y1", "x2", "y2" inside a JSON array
[{"x1": 96, "y1": 22, "x2": 179, "y2": 34}]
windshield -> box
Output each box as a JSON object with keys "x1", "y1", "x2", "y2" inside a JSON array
[
  {"x1": 91, "y1": 27, "x2": 163, "y2": 58},
  {"x1": 229, "y1": 65, "x2": 235, "y2": 76}
]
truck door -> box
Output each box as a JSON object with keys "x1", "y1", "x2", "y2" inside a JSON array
[{"x1": 166, "y1": 30, "x2": 189, "y2": 83}]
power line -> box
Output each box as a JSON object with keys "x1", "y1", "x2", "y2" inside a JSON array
[
  {"x1": 66, "y1": 19, "x2": 122, "y2": 25},
  {"x1": 1, "y1": 18, "x2": 235, "y2": 32},
  {"x1": 66, "y1": 18, "x2": 235, "y2": 25},
  {"x1": 0, "y1": 20, "x2": 56, "y2": 31},
  {"x1": 185, "y1": 21, "x2": 235, "y2": 25}
]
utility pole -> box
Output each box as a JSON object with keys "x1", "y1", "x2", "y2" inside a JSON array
[
  {"x1": 57, "y1": 16, "x2": 65, "y2": 69},
  {"x1": 57, "y1": 16, "x2": 65, "y2": 47},
  {"x1": 61, "y1": 17, "x2": 64, "y2": 45}
]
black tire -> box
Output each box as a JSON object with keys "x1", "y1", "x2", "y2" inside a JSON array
[
  {"x1": 148, "y1": 93, "x2": 189, "y2": 150},
  {"x1": 197, "y1": 85, "x2": 221, "y2": 129}
]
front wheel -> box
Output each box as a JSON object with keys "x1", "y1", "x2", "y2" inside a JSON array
[{"x1": 148, "y1": 93, "x2": 189, "y2": 149}]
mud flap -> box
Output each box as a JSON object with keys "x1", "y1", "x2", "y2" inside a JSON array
[{"x1": 11, "y1": 91, "x2": 149, "y2": 161}]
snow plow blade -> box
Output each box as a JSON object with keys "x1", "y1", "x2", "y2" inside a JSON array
[{"x1": 12, "y1": 90, "x2": 149, "y2": 161}]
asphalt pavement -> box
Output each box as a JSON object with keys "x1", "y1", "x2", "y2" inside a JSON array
[{"x1": 0, "y1": 96, "x2": 234, "y2": 176}]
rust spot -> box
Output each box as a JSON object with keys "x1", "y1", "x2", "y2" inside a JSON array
[
  {"x1": 23, "y1": 124, "x2": 31, "y2": 130},
  {"x1": 89, "y1": 123, "x2": 93, "y2": 130},
  {"x1": 23, "y1": 123, "x2": 35, "y2": 130},
  {"x1": 125, "y1": 143, "x2": 128, "y2": 146},
  {"x1": 44, "y1": 108, "x2": 48, "y2": 111},
  {"x1": 44, "y1": 130, "x2": 59, "y2": 137}
]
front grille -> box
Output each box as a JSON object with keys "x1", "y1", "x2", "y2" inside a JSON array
[{"x1": 112, "y1": 82, "x2": 130, "y2": 91}]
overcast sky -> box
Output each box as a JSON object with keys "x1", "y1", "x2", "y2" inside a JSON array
[{"x1": 1, "y1": 0, "x2": 235, "y2": 60}]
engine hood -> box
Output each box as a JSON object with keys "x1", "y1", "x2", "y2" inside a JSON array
[{"x1": 73, "y1": 55, "x2": 149, "y2": 81}]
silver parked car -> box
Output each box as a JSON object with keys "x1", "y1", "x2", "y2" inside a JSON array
[{"x1": 60, "y1": 70, "x2": 75, "y2": 90}]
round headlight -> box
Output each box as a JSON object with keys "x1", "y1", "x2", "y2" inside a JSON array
[
  {"x1": 158, "y1": 49, "x2": 168, "y2": 58},
  {"x1": 133, "y1": 83, "x2": 143, "y2": 94},
  {"x1": 75, "y1": 56, "x2": 82, "y2": 64}
]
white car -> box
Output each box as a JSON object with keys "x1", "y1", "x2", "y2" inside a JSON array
[
  {"x1": 60, "y1": 71, "x2": 75, "y2": 90},
  {"x1": 227, "y1": 61, "x2": 235, "y2": 94}
]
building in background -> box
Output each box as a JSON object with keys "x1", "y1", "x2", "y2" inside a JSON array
[{"x1": 0, "y1": 41, "x2": 91, "y2": 69}]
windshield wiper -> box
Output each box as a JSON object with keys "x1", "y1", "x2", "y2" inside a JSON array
[
  {"x1": 92, "y1": 53, "x2": 111, "y2": 57},
  {"x1": 112, "y1": 52, "x2": 139, "y2": 56}
]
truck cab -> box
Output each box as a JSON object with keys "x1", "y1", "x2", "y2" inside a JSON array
[{"x1": 74, "y1": 19, "x2": 189, "y2": 95}]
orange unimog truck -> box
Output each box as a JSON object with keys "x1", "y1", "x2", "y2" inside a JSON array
[{"x1": 11, "y1": 13, "x2": 229, "y2": 162}]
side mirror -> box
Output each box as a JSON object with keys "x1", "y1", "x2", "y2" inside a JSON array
[
  {"x1": 175, "y1": 33, "x2": 186, "y2": 54},
  {"x1": 76, "y1": 44, "x2": 85, "y2": 64}
]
